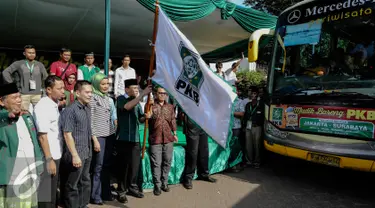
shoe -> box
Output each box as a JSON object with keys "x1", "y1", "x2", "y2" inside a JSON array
[
  {"x1": 230, "y1": 165, "x2": 243, "y2": 173},
  {"x1": 200, "y1": 176, "x2": 217, "y2": 183},
  {"x1": 183, "y1": 180, "x2": 193, "y2": 190},
  {"x1": 117, "y1": 195, "x2": 128, "y2": 204},
  {"x1": 90, "y1": 199, "x2": 104, "y2": 205},
  {"x1": 128, "y1": 190, "x2": 144, "y2": 198},
  {"x1": 161, "y1": 185, "x2": 170, "y2": 192},
  {"x1": 102, "y1": 194, "x2": 115, "y2": 201},
  {"x1": 246, "y1": 161, "x2": 253, "y2": 167},
  {"x1": 253, "y1": 163, "x2": 260, "y2": 169},
  {"x1": 153, "y1": 187, "x2": 162, "y2": 196}
]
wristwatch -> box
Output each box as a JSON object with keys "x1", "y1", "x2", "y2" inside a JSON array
[{"x1": 46, "y1": 157, "x2": 53, "y2": 163}]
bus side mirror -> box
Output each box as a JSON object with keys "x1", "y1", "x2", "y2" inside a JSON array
[{"x1": 248, "y1": 29, "x2": 275, "y2": 62}]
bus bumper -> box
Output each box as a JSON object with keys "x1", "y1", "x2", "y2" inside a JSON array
[{"x1": 264, "y1": 132, "x2": 375, "y2": 172}]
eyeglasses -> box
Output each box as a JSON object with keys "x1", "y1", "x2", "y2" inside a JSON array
[
  {"x1": 59, "y1": 97, "x2": 66, "y2": 101},
  {"x1": 158, "y1": 92, "x2": 168, "y2": 95}
]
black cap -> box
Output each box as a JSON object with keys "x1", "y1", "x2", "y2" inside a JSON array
[
  {"x1": 85, "y1": 52, "x2": 94, "y2": 56},
  {"x1": 125, "y1": 79, "x2": 138, "y2": 88},
  {"x1": 0, "y1": 83, "x2": 19, "y2": 97}
]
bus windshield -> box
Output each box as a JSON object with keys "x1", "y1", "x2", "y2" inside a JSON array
[{"x1": 272, "y1": 2, "x2": 375, "y2": 98}]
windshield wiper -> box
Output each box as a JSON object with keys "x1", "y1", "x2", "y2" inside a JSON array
[
  {"x1": 310, "y1": 91, "x2": 375, "y2": 100},
  {"x1": 275, "y1": 86, "x2": 321, "y2": 96}
]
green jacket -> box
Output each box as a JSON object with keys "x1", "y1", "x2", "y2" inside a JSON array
[
  {"x1": 78, "y1": 65, "x2": 100, "y2": 81},
  {"x1": 0, "y1": 109, "x2": 44, "y2": 185}
]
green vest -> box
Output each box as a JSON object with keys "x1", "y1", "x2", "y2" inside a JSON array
[
  {"x1": 0, "y1": 109, "x2": 44, "y2": 185},
  {"x1": 78, "y1": 65, "x2": 100, "y2": 81}
]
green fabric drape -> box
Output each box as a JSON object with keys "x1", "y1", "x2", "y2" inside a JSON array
[
  {"x1": 137, "y1": 0, "x2": 217, "y2": 21},
  {"x1": 139, "y1": 125, "x2": 242, "y2": 189},
  {"x1": 137, "y1": 0, "x2": 277, "y2": 33}
]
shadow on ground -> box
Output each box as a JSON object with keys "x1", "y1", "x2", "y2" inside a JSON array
[{"x1": 225, "y1": 153, "x2": 375, "y2": 208}]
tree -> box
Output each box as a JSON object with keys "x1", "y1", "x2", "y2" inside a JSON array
[
  {"x1": 236, "y1": 71, "x2": 266, "y2": 95},
  {"x1": 243, "y1": 0, "x2": 303, "y2": 15}
]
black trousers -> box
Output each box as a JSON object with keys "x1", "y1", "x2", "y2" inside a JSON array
[
  {"x1": 38, "y1": 159, "x2": 60, "y2": 208},
  {"x1": 116, "y1": 141, "x2": 141, "y2": 195},
  {"x1": 60, "y1": 157, "x2": 91, "y2": 208},
  {"x1": 184, "y1": 118, "x2": 209, "y2": 181}
]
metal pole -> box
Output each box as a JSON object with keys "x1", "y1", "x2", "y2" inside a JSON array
[{"x1": 104, "y1": 0, "x2": 111, "y2": 76}]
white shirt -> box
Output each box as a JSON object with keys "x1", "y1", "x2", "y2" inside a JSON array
[
  {"x1": 33, "y1": 96, "x2": 63, "y2": 160},
  {"x1": 114, "y1": 66, "x2": 136, "y2": 97},
  {"x1": 226, "y1": 71, "x2": 237, "y2": 86},
  {"x1": 77, "y1": 70, "x2": 84, "y2": 81},
  {"x1": 10, "y1": 117, "x2": 36, "y2": 185}
]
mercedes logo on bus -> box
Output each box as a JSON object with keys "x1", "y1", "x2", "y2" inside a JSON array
[{"x1": 288, "y1": 10, "x2": 301, "y2": 24}]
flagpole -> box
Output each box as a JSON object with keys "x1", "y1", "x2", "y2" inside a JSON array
[{"x1": 142, "y1": 0, "x2": 159, "y2": 159}]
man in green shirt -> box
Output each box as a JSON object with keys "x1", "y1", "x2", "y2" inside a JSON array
[
  {"x1": 77, "y1": 52, "x2": 100, "y2": 81},
  {"x1": 0, "y1": 83, "x2": 44, "y2": 208},
  {"x1": 116, "y1": 79, "x2": 152, "y2": 204}
]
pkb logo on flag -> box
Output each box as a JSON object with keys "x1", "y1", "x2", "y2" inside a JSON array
[{"x1": 174, "y1": 42, "x2": 204, "y2": 106}]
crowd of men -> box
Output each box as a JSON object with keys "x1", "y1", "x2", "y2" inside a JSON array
[{"x1": 0, "y1": 45, "x2": 265, "y2": 208}]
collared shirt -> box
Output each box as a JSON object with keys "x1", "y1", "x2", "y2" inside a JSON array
[
  {"x1": 117, "y1": 95, "x2": 144, "y2": 143},
  {"x1": 60, "y1": 100, "x2": 92, "y2": 160},
  {"x1": 90, "y1": 94, "x2": 116, "y2": 137},
  {"x1": 50, "y1": 61, "x2": 77, "y2": 79},
  {"x1": 149, "y1": 101, "x2": 177, "y2": 145},
  {"x1": 233, "y1": 98, "x2": 245, "y2": 129},
  {"x1": 77, "y1": 65, "x2": 100, "y2": 81},
  {"x1": 114, "y1": 66, "x2": 136, "y2": 97},
  {"x1": 243, "y1": 100, "x2": 264, "y2": 127},
  {"x1": 226, "y1": 71, "x2": 237, "y2": 86},
  {"x1": 2, "y1": 60, "x2": 48, "y2": 95},
  {"x1": 10, "y1": 118, "x2": 37, "y2": 185},
  {"x1": 33, "y1": 96, "x2": 63, "y2": 160}
]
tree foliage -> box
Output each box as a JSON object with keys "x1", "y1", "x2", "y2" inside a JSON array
[
  {"x1": 236, "y1": 71, "x2": 266, "y2": 94},
  {"x1": 243, "y1": 0, "x2": 304, "y2": 15}
]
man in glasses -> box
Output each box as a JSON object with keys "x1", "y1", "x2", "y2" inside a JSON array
[
  {"x1": 2, "y1": 45, "x2": 48, "y2": 112},
  {"x1": 148, "y1": 87, "x2": 177, "y2": 196}
]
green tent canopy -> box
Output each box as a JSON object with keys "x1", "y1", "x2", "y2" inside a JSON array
[
  {"x1": 138, "y1": 0, "x2": 277, "y2": 62},
  {"x1": 0, "y1": 0, "x2": 276, "y2": 61},
  {"x1": 137, "y1": 0, "x2": 277, "y2": 33}
]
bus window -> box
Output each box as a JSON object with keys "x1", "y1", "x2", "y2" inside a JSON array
[{"x1": 272, "y1": 8, "x2": 375, "y2": 96}]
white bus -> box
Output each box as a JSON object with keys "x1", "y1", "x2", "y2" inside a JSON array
[{"x1": 249, "y1": 0, "x2": 375, "y2": 171}]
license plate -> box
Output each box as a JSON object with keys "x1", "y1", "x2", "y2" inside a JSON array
[{"x1": 309, "y1": 153, "x2": 340, "y2": 167}]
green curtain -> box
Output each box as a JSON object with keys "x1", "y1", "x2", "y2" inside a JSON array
[
  {"x1": 139, "y1": 125, "x2": 242, "y2": 189},
  {"x1": 137, "y1": 0, "x2": 277, "y2": 33},
  {"x1": 137, "y1": 0, "x2": 217, "y2": 21}
]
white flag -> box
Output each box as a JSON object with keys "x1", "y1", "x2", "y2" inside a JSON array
[{"x1": 153, "y1": 7, "x2": 237, "y2": 148}]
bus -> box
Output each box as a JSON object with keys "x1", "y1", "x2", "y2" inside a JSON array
[{"x1": 248, "y1": 0, "x2": 375, "y2": 171}]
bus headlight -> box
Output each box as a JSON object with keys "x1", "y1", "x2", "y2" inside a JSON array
[{"x1": 265, "y1": 121, "x2": 289, "y2": 139}]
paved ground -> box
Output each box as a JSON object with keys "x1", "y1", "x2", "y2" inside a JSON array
[{"x1": 91, "y1": 153, "x2": 375, "y2": 208}]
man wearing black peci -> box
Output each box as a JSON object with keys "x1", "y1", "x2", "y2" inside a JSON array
[{"x1": 115, "y1": 79, "x2": 152, "y2": 203}]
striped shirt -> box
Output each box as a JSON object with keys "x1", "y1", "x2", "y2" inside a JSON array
[
  {"x1": 90, "y1": 94, "x2": 116, "y2": 137},
  {"x1": 60, "y1": 100, "x2": 92, "y2": 160}
]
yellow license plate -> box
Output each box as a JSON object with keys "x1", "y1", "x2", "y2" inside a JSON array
[{"x1": 309, "y1": 153, "x2": 340, "y2": 167}]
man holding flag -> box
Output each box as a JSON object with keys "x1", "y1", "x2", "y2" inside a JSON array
[{"x1": 150, "y1": 4, "x2": 237, "y2": 189}]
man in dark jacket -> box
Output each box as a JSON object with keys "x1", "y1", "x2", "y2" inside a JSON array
[{"x1": 243, "y1": 86, "x2": 264, "y2": 168}]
